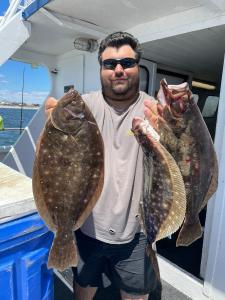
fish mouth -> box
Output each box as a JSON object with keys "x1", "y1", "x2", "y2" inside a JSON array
[
  {"x1": 63, "y1": 107, "x2": 85, "y2": 120},
  {"x1": 159, "y1": 79, "x2": 189, "y2": 117},
  {"x1": 132, "y1": 117, "x2": 160, "y2": 141},
  {"x1": 170, "y1": 99, "x2": 188, "y2": 116},
  {"x1": 132, "y1": 117, "x2": 142, "y2": 132}
]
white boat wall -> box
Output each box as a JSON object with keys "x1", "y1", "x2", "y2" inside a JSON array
[
  {"x1": 1, "y1": 1, "x2": 225, "y2": 299},
  {"x1": 0, "y1": 0, "x2": 31, "y2": 66}
]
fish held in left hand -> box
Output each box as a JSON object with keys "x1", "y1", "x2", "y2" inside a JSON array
[
  {"x1": 32, "y1": 89, "x2": 104, "y2": 271},
  {"x1": 132, "y1": 117, "x2": 186, "y2": 289},
  {"x1": 132, "y1": 117, "x2": 186, "y2": 244}
]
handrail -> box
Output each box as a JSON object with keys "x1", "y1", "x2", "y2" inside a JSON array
[
  {"x1": 0, "y1": 0, "x2": 35, "y2": 28},
  {"x1": 0, "y1": 128, "x2": 25, "y2": 131},
  {"x1": 0, "y1": 0, "x2": 21, "y2": 27}
]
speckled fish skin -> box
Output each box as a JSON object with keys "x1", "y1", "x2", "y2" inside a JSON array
[
  {"x1": 132, "y1": 117, "x2": 186, "y2": 244},
  {"x1": 32, "y1": 89, "x2": 104, "y2": 271},
  {"x1": 156, "y1": 79, "x2": 218, "y2": 246}
]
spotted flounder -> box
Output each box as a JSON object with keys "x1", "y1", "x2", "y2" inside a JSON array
[
  {"x1": 132, "y1": 117, "x2": 186, "y2": 244},
  {"x1": 32, "y1": 89, "x2": 104, "y2": 271},
  {"x1": 156, "y1": 79, "x2": 218, "y2": 246}
]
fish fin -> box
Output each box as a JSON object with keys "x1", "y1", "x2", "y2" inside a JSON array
[
  {"x1": 149, "y1": 277, "x2": 162, "y2": 300},
  {"x1": 48, "y1": 230, "x2": 77, "y2": 271},
  {"x1": 32, "y1": 151, "x2": 56, "y2": 231},
  {"x1": 176, "y1": 219, "x2": 203, "y2": 247},
  {"x1": 155, "y1": 144, "x2": 186, "y2": 241},
  {"x1": 201, "y1": 151, "x2": 218, "y2": 210}
]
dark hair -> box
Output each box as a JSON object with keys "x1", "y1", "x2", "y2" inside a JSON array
[{"x1": 98, "y1": 31, "x2": 142, "y2": 64}]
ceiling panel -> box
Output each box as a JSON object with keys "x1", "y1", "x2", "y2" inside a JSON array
[
  {"x1": 20, "y1": 1, "x2": 225, "y2": 86},
  {"x1": 45, "y1": 0, "x2": 202, "y2": 31},
  {"x1": 142, "y1": 24, "x2": 225, "y2": 84}
]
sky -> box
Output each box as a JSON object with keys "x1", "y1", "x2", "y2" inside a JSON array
[{"x1": 0, "y1": 0, "x2": 51, "y2": 105}]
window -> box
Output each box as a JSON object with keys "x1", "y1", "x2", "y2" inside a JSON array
[
  {"x1": 202, "y1": 96, "x2": 219, "y2": 117},
  {"x1": 139, "y1": 66, "x2": 149, "y2": 93}
]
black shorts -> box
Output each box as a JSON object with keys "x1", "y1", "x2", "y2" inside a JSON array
[{"x1": 72, "y1": 230, "x2": 159, "y2": 295}]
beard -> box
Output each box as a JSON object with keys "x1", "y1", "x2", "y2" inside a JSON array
[
  {"x1": 101, "y1": 73, "x2": 140, "y2": 100},
  {"x1": 111, "y1": 79, "x2": 130, "y2": 95}
]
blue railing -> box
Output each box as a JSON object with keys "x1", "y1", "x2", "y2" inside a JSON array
[{"x1": 0, "y1": 0, "x2": 36, "y2": 27}]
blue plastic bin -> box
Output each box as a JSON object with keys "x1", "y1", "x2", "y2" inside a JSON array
[{"x1": 0, "y1": 213, "x2": 54, "y2": 300}]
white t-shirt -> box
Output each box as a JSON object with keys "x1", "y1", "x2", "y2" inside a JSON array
[{"x1": 81, "y1": 90, "x2": 153, "y2": 244}]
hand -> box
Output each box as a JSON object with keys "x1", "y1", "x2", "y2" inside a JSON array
[
  {"x1": 144, "y1": 98, "x2": 160, "y2": 129},
  {"x1": 45, "y1": 97, "x2": 58, "y2": 117}
]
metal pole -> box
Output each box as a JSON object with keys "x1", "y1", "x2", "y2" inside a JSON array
[
  {"x1": 19, "y1": 67, "x2": 25, "y2": 134},
  {"x1": 0, "y1": 0, "x2": 21, "y2": 27}
]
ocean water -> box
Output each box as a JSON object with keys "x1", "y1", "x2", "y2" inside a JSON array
[{"x1": 0, "y1": 107, "x2": 38, "y2": 147}]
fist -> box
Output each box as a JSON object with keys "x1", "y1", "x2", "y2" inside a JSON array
[
  {"x1": 45, "y1": 97, "x2": 58, "y2": 117},
  {"x1": 144, "y1": 98, "x2": 160, "y2": 129}
]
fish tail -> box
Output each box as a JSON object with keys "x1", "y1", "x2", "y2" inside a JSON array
[
  {"x1": 48, "y1": 230, "x2": 78, "y2": 271},
  {"x1": 146, "y1": 244, "x2": 162, "y2": 300},
  {"x1": 146, "y1": 244, "x2": 161, "y2": 280},
  {"x1": 176, "y1": 219, "x2": 203, "y2": 247}
]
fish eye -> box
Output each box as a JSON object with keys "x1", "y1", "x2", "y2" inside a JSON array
[
  {"x1": 63, "y1": 107, "x2": 85, "y2": 120},
  {"x1": 76, "y1": 112, "x2": 85, "y2": 119}
]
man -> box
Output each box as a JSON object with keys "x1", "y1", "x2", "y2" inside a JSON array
[{"x1": 45, "y1": 32, "x2": 160, "y2": 300}]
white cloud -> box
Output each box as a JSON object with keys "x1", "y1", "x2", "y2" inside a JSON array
[
  {"x1": 0, "y1": 89, "x2": 49, "y2": 104},
  {"x1": 0, "y1": 73, "x2": 8, "y2": 83}
]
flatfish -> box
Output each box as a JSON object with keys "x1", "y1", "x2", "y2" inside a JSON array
[
  {"x1": 132, "y1": 117, "x2": 186, "y2": 244},
  {"x1": 156, "y1": 79, "x2": 218, "y2": 246},
  {"x1": 32, "y1": 89, "x2": 104, "y2": 271}
]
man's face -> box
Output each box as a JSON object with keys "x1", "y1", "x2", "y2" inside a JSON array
[{"x1": 100, "y1": 45, "x2": 140, "y2": 101}]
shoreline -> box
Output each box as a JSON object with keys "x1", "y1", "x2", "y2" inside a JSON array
[{"x1": 0, "y1": 105, "x2": 39, "y2": 110}]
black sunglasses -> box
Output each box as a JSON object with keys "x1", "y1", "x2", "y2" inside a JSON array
[{"x1": 101, "y1": 58, "x2": 138, "y2": 70}]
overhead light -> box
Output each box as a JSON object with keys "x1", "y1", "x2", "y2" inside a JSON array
[
  {"x1": 74, "y1": 38, "x2": 98, "y2": 52},
  {"x1": 192, "y1": 80, "x2": 216, "y2": 90},
  {"x1": 51, "y1": 68, "x2": 59, "y2": 74}
]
